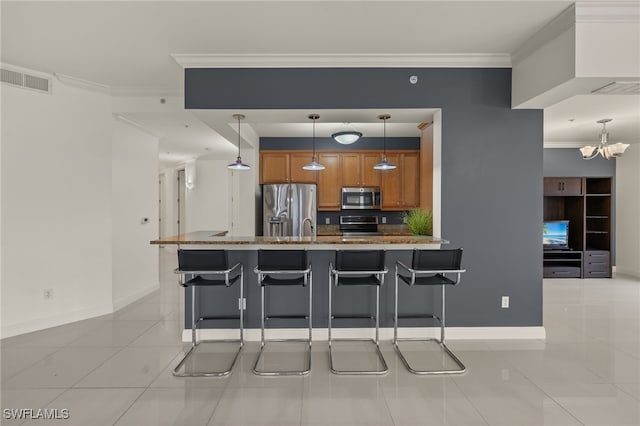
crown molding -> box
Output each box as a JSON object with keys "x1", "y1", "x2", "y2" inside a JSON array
[
  {"x1": 172, "y1": 53, "x2": 512, "y2": 69},
  {"x1": 113, "y1": 113, "x2": 161, "y2": 138},
  {"x1": 575, "y1": 1, "x2": 640, "y2": 23},
  {"x1": 54, "y1": 73, "x2": 111, "y2": 93}
]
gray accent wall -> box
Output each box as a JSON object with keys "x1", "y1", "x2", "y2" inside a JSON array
[{"x1": 185, "y1": 68, "x2": 544, "y2": 328}]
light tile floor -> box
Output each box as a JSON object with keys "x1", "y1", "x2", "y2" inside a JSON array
[{"x1": 2, "y1": 249, "x2": 639, "y2": 425}]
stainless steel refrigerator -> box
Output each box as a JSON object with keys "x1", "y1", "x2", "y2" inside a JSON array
[{"x1": 262, "y1": 184, "x2": 317, "y2": 237}]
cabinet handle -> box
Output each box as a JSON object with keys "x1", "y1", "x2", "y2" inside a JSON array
[{"x1": 558, "y1": 182, "x2": 561, "y2": 191}]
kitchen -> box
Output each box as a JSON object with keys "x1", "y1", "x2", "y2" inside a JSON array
[{"x1": 159, "y1": 108, "x2": 440, "y2": 241}]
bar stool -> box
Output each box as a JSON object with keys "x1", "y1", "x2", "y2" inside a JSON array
[
  {"x1": 254, "y1": 249, "x2": 312, "y2": 376},
  {"x1": 329, "y1": 250, "x2": 388, "y2": 375},
  {"x1": 394, "y1": 248, "x2": 466, "y2": 375},
  {"x1": 174, "y1": 249, "x2": 244, "y2": 377}
]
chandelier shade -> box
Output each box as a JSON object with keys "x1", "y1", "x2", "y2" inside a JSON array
[{"x1": 581, "y1": 119, "x2": 630, "y2": 160}]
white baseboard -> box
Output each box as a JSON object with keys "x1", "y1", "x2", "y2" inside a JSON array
[
  {"x1": 113, "y1": 282, "x2": 159, "y2": 311},
  {"x1": 1, "y1": 303, "x2": 114, "y2": 339},
  {"x1": 182, "y1": 326, "x2": 546, "y2": 342}
]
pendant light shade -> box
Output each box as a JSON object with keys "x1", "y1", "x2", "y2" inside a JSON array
[
  {"x1": 227, "y1": 114, "x2": 251, "y2": 170},
  {"x1": 373, "y1": 114, "x2": 396, "y2": 170},
  {"x1": 332, "y1": 130, "x2": 363, "y2": 145},
  {"x1": 303, "y1": 114, "x2": 325, "y2": 171},
  {"x1": 580, "y1": 118, "x2": 630, "y2": 160}
]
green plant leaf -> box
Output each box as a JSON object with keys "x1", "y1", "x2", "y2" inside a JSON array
[{"x1": 402, "y1": 208, "x2": 433, "y2": 236}]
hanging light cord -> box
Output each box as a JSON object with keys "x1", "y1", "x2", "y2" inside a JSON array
[
  {"x1": 236, "y1": 115, "x2": 242, "y2": 159},
  {"x1": 312, "y1": 115, "x2": 317, "y2": 159}
]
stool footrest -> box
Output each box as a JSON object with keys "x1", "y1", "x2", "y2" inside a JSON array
[
  {"x1": 253, "y1": 339, "x2": 311, "y2": 376},
  {"x1": 172, "y1": 340, "x2": 243, "y2": 378},
  {"x1": 331, "y1": 314, "x2": 375, "y2": 320},
  {"x1": 265, "y1": 314, "x2": 309, "y2": 320},
  {"x1": 393, "y1": 338, "x2": 466, "y2": 375},
  {"x1": 328, "y1": 338, "x2": 388, "y2": 375}
]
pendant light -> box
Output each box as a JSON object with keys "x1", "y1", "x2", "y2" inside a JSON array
[
  {"x1": 580, "y1": 118, "x2": 630, "y2": 160},
  {"x1": 227, "y1": 114, "x2": 251, "y2": 170},
  {"x1": 373, "y1": 114, "x2": 397, "y2": 170},
  {"x1": 303, "y1": 114, "x2": 325, "y2": 171}
]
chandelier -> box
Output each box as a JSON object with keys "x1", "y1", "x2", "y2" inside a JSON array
[{"x1": 580, "y1": 119, "x2": 630, "y2": 160}]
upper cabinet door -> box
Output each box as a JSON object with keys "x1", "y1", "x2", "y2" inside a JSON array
[
  {"x1": 361, "y1": 154, "x2": 382, "y2": 187},
  {"x1": 544, "y1": 177, "x2": 583, "y2": 196},
  {"x1": 317, "y1": 153, "x2": 341, "y2": 210},
  {"x1": 260, "y1": 152, "x2": 290, "y2": 183},
  {"x1": 341, "y1": 154, "x2": 361, "y2": 186},
  {"x1": 381, "y1": 153, "x2": 402, "y2": 209},
  {"x1": 401, "y1": 152, "x2": 420, "y2": 208},
  {"x1": 290, "y1": 153, "x2": 317, "y2": 183}
]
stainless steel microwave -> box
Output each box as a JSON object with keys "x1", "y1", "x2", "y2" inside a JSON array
[{"x1": 341, "y1": 187, "x2": 381, "y2": 210}]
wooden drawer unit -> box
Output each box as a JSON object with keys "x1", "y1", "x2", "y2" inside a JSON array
[
  {"x1": 583, "y1": 250, "x2": 611, "y2": 278},
  {"x1": 543, "y1": 250, "x2": 583, "y2": 278},
  {"x1": 543, "y1": 266, "x2": 582, "y2": 278}
]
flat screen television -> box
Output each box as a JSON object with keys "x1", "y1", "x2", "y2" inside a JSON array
[{"x1": 543, "y1": 220, "x2": 570, "y2": 249}]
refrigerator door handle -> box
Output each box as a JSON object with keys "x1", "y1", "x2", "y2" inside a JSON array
[{"x1": 302, "y1": 217, "x2": 314, "y2": 237}]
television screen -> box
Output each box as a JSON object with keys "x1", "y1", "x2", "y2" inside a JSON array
[{"x1": 543, "y1": 220, "x2": 569, "y2": 249}]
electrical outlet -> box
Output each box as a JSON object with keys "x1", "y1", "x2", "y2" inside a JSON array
[
  {"x1": 238, "y1": 298, "x2": 246, "y2": 310},
  {"x1": 381, "y1": 216, "x2": 387, "y2": 224},
  {"x1": 325, "y1": 217, "x2": 330, "y2": 225},
  {"x1": 501, "y1": 296, "x2": 509, "y2": 308},
  {"x1": 43, "y1": 289, "x2": 53, "y2": 300}
]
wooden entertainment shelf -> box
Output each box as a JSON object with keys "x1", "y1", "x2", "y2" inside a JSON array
[{"x1": 543, "y1": 176, "x2": 612, "y2": 279}]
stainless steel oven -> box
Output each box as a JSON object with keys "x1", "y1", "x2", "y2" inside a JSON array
[
  {"x1": 339, "y1": 215, "x2": 381, "y2": 236},
  {"x1": 341, "y1": 187, "x2": 381, "y2": 210}
]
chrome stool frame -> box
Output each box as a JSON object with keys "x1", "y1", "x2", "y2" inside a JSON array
[
  {"x1": 394, "y1": 248, "x2": 466, "y2": 375},
  {"x1": 328, "y1": 250, "x2": 389, "y2": 375},
  {"x1": 253, "y1": 249, "x2": 312, "y2": 376},
  {"x1": 173, "y1": 249, "x2": 244, "y2": 377}
]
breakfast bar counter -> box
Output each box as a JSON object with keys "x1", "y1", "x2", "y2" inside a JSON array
[
  {"x1": 151, "y1": 231, "x2": 449, "y2": 333},
  {"x1": 151, "y1": 231, "x2": 446, "y2": 250}
]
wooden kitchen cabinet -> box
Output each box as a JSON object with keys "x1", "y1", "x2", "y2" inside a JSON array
[
  {"x1": 341, "y1": 154, "x2": 361, "y2": 186},
  {"x1": 341, "y1": 153, "x2": 382, "y2": 187},
  {"x1": 260, "y1": 151, "x2": 317, "y2": 183},
  {"x1": 260, "y1": 152, "x2": 290, "y2": 183},
  {"x1": 289, "y1": 153, "x2": 317, "y2": 183},
  {"x1": 317, "y1": 153, "x2": 341, "y2": 210},
  {"x1": 362, "y1": 154, "x2": 382, "y2": 187},
  {"x1": 380, "y1": 151, "x2": 420, "y2": 210}
]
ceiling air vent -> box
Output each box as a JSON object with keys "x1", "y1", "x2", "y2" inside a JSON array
[
  {"x1": 592, "y1": 81, "x2": 640, "y2": 95},
  {"x1": 1, "y1": 68, "x2": 51, "y2": 94}
]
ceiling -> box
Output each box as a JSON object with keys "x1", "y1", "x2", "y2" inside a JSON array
[{"x1": 2, "y1": 0, "x2": 638, "y2": 164}]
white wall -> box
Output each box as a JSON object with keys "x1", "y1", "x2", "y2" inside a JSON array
[
  {"x1": 185, "y1": 159, "x2": 233, "y2": 233},
  {"x1": 616, "y1": 147, "x2": 640, "y2": 278},
  {"x1": 1, "y1": 78, "x2": 113, "y2": 337},
  {"x1": 112, "y1": 119, "x2": 159, "y2": 309}
]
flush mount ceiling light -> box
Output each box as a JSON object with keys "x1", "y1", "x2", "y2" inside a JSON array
[
  {"x1": 227, "y1": 114, "x2": 251, "y2": 170},
  {"x1": 579, "y1": 118, "x2": 630, "y2": 160},
  {"x1": 373, "y1": 114, "x2": 397, "y2": 170},
  {"x1": 331, "y1": 124, "x2": 362, "y2": 145},
  {"x1": 303, "y1": 114, "x2": 325, "y2": 171}
]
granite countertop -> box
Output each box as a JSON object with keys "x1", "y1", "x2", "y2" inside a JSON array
[{"x1": 150, "y1": 231, "x2": 445, "y2": 248}]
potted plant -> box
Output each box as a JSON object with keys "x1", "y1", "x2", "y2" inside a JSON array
[{"x1": 403, "y1": 208, "x2": 433, "y2": 236}]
